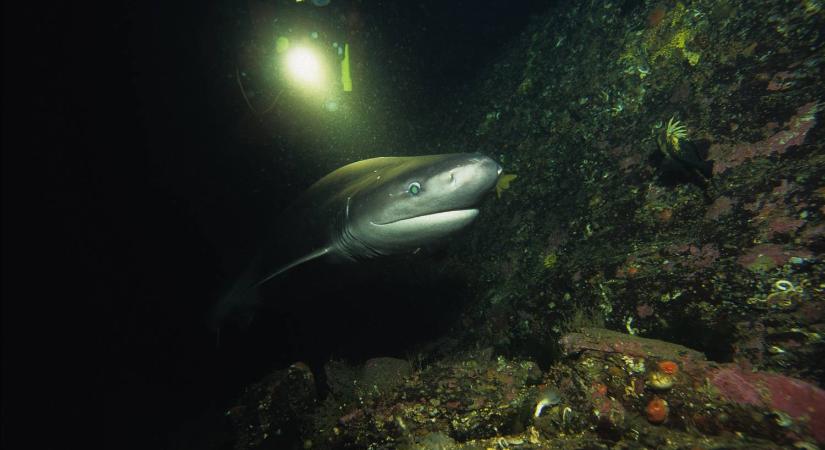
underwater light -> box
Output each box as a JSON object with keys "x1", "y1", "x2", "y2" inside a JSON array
[{"x1": 284, "y1": 46, "x2": 325, "y2": 89}]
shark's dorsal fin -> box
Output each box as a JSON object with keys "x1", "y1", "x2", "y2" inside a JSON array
[{"x1": 254, "y1": 247, "x2": 332, "y2": 287}]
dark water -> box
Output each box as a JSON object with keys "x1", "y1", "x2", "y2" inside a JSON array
[
  {"x1": 3, "y1": 0, "x2": 546, "y2": 447},
  {"x1": 3, "y1": 1, "x2": 824, "y2": 449}
]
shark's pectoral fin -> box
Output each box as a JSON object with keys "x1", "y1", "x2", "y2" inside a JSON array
[{"x1": 255, "y1": 247, "x2": 332, "y2": 287}]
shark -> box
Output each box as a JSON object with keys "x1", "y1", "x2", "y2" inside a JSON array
[{"x1": 210, "y1": 153, "x2": 502, "y2": 327}]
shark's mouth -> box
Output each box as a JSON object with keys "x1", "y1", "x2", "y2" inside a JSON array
[{"x1": 371, "y1": 208, "x2": 479, "y2": 227}]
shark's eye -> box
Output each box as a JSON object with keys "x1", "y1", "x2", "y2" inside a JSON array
[{"x1": 408, "y1": 182, "x2": 421, "y2": 195}]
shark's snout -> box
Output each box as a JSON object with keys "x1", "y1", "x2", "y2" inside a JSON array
[
  {"x1": 471, "y1": 155, "x2": 503, "y2": 191},
  {"x1": 472, "y1": 154, "x2": 503, "y2": 180}
]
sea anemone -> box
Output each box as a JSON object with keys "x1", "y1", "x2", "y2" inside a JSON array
[
  {"x1": 665, "y1": 117, "x2": 688, "y2": 151},
  {"x1": 646, "y1": 397, "x2": 669, "y2": 424},
  {"x1": 657, "y1": 360, "x2": 679, "y2": 375}
]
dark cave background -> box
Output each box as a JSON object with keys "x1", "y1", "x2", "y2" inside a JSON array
[{"x1": 1, "y1": 1, "x2": 551, "y2": 447}]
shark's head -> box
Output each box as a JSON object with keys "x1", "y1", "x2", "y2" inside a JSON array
[{"x1": 340, "y1": 153, "x2": 502, "y2": 258}]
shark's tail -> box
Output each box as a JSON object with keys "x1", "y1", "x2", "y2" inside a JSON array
[
  {"x1": 207, "y1": 259, "x2": 262, "y2": 332},
  {"x1": 207, "y1": 248, "x2": 331, "y2": 334}
]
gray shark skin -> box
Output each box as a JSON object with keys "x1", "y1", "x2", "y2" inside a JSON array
[{"x1": 210, "y1": 153, "x2": 502, "y2": 327}]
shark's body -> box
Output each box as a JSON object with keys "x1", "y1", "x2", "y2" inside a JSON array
[{"x1": 210, "y1": 153, "x2": 501, "y2": 327}]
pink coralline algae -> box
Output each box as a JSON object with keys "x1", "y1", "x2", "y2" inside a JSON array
[
  {"x1": 710, "y1": 367, "x2": 825, "y2": 444},
  {"x1": 750, "y1": 199, "x2": 806, "y2": 238},
  {"x1": 736, "y1": 243, "x2": 812, "y2": 271},
  {"x1": 704, "y1": 196, "x2": 735, "y2": 221},
  {"x1": 667, "y1": 243, "x2": 720, "y2": 271},
  {"x1": 770, "y1": 179, "x2": 798, "y2": 197},
  {"x1": 688, "y1": 244, "x2": 720, "y2": 269},
  {"x1": 709, "y1": 102, "x2": 820, "y2": 175},
  {"x1": 801, "y1": 223, "x2": 825, "y2": 243},
  {"x1": 709, "y1": 367, "x2": 762, "y2": 404},
  {"x1": 745, "y1": 180, "x2": 808, "y2": 239},
  {"x1": 766, "y1": 71, "x2": 795, "y2": 91},
  {"x1": 736, "y1": 243, "x2": 787, "y2": 269},
  {"x1": 636, "y1": 302, "x2": 655, "y2": 319},
  {"x1": 766, "y1": 215, "x2": 806, "y2": 236}
]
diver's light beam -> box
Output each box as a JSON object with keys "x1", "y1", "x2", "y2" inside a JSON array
[{"x1": 284, "y1": 47, "x2": 324, "y2": 88}]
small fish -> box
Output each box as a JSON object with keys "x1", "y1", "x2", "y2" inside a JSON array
[{"x1": 495, "y1": 173, "x2": 518, "y2": 199}]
